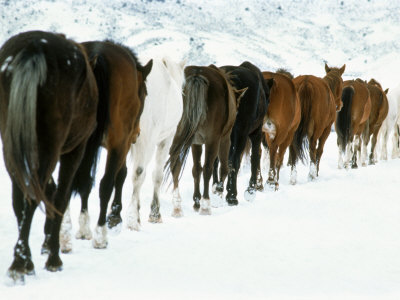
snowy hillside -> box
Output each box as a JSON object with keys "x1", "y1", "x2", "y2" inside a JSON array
[{"x1": 1, "y1": 0, "x2": 400, "y2": 299}]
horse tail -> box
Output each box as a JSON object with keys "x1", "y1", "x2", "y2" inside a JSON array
[
  {"x1": 336, "y1": 86, "x2": 354, "y2": 152},
  {"x1": 165, "y1": 71, "x2": 208, "y2": 181},
  {"x1": 71, "y1": 54, "x2": 110, "y2": 196},
  {"x1": 4, "y1": 45, "x2": 48, "y2": 207},
  {"x1": 293, "y1": 79, "x2": 313, "y2": 163}
]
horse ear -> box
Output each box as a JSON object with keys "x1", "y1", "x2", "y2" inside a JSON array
[
  {"x1": 235, "y1": 87, "x2": 248, "y2": 108},
  {"x1": 339, "y1": 64, "x2": 346, "y2": 75},
  {"x1": 209, "y1": 64, "x2": 219, "y2": 71},
  {"x1": 384, "y1": 88, "x2": 389, "y2": 94},
  {"x1": 325, "y1": 63, "x2": 331, "y2": 73},
  {"x1": 142, "y1": 59, "x2": 153, "y2": 79}
]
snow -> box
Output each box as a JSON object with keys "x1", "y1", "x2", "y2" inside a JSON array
[{"x1": 1, "y1": 0, "x2": 400, "y2": 299}]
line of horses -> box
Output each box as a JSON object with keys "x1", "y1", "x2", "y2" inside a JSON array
[{"x1": 0, "y1": 30, "x2": 394, "y2": 284}]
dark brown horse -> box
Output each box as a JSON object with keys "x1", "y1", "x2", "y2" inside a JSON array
[
  {"x1": 56, "y1": 40, "x2": 153, "y2": 250},
  {"x1": 291, "y1": 63, "x2": 345, "y2": 182},
  {"x1": 165, "y1": 65, "x2": 245, "y2": 215},
  {"x1": 262, "y1": 70, "x2": 301, "y2": 190},
  {"x1": 360, "y1": 78, "x2": 389, "y2": 164},
  {"x1": 0, "y1": 31, "x2": 98, "y2": 283},
  {"x1": 335, "y1": 79, "x2": 371, "y2": 169}
]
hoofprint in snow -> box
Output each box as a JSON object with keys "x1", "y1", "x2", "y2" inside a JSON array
[{"x1": 1, "y1": 0, "x2": 400, "y2": 299}]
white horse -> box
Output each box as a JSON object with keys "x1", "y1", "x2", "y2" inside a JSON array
[
  {"x1": 125, "y1": 57, "x2": 185, "y2": 231},
  {"x1": 377, "y1": 83, "x2": 400, "y2": 160},
  {"x1": 58, "y1": 57, "x2": 185, "y2": 252}
]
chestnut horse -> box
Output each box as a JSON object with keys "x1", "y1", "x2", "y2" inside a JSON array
[
  {"x1": 0, "y1": 31, "x2": 98, "y2": 282},
  {"x1": 362, "y1": 78, "x2": 389, "y2": 164},
  {"x1": 57, "y1": 40, "x2": 152, "y2": 250},
  {"x1": 335, "y1": 79, "x2": 371, "y2": 169},
  {"x1": 165, "y1": 65, "x2": 245, "y2": 215},
  {"x1": 262, "y1": 70, "x2": 301, "y2": 190},
  {"x1": 291, "y1": 64, "x2": 345, "y2": 182}
]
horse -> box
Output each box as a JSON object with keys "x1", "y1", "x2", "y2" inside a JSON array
[
  {"x1": 360, "y1": 78, "x2": 389, "y2": 164},
  {"x1": 261, "y1": 70, "x2": 301, "y2": 190},
  {"x1": 335, "y1": 79, "x2": 371, "y2": 169},
  {"x1": 214, "y1": 62, "x2": 273, "y2": 204},
  {"x1": 290, "y1": 63, "x2": 345, "y2": 182},
  {"x1": 165, "y1": 65, "x2": 246, "y2": 215},
  {"x1": 377, "y1": 83, "x2": 400, "y2": 160},
  {"x1": 55, "y1": 40, "x2": 153, "y2": 250},
  {"x1": 0, "y1": 30, "x2": 98, "y2": 283},
  {"x1": 105, "y1": 57, "x2": 185, "y2": 231}
]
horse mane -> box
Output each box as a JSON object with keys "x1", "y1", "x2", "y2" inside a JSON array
[
  {"x1": 276, "y1": 68, "x2": 294, "y2": 79},
  {"x1": 368, "y1": 78, "x2": 383, "y2": 89}
]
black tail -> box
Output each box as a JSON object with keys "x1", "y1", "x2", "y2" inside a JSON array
[
  {"x1": 71, "y1": 54, "x2": 110, "y2": 196},
  {"x1": 336, "y1": 86, "x2": 354, "y2": 152},
  {"x1": 164, "y1": 72, "x2": 208, "y2": 182}
]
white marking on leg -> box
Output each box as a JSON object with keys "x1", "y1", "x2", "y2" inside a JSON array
[
  {"x1": 126, "y1": 198, "x2": 140, "y2": 231},
  {"x1": 308, "y1": 162, "x2": 317, "y2": 180},
  {"x1": 199, "y1": 198, "x2": 211, "y2": 215},
  {"x1": 60, "y1": 206, "x2": 73, "y2": 253},
  {"x1": 171, "y1": 188, "x2": 183, "y2": 217},
  {"x1": 92, "y1": 225, "x2": 108, "y2": 249},
  {"x1": 290, "y1": 166, "x2": 297, "y2": 185},
  {"x1": 75, "y1": 211, "x2": 92, "y2": 240}
]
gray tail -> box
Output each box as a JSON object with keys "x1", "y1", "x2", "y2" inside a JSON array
[
  {"x1": 165, "y1": 72, "x2": 208, "y2": 181},
  {"x1": 4, "y1": 46, "x2": 48, "y2": 208}
]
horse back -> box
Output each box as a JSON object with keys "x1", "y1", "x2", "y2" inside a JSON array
[
  {"x1": 263, "y1": 71, "x2": 300, "y2": 133},
  {"x1": 221, "y1": 64, "x2": 267, "y2": 134},
  {"x1": 82, "y1": 41, "x2": 143, "y2": 147}
]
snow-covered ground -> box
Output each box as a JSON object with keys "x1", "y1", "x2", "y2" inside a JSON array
[{"x1": 1, "y1": 0, "x2": 400, "y2": 299}]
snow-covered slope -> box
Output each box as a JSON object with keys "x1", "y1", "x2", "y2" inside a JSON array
[{"x1": 1, "y1": 1, "x2": 400, "y2": 299}]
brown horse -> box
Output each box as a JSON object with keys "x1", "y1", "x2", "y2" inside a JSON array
[
  {"x1": 291, "y1": 63, "x2": 345, "y2": 182},
  {"x1": 261, "y1": 70, "x2": 301, "y2": 190},
  {"x1": 0, "y1": 31, "x2": 98, "y2": 282},
  {"x1": 360, "y1": 78, "x2": 389, "y2": 164},
  {"x1": 165, "y1": 65, "x2": 245, "y2": 215},
  {"x1": 335, "y1": 79, "x2": 371, "y2": 169},
  {"x1": 55, "y1": 40, "x2": 153, "y2": 250}
]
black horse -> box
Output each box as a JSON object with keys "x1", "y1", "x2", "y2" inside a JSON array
[
  {"x1": 0, "y1": 31, "x2": 99, "y2": 283},
  {"x1": 214, "y1": 61, "x2": 273, "y2": 205}
]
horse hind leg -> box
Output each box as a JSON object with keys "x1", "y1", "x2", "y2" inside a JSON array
[
  {"x1": 244, "y1": 129, "x2": 263, "y2": 201},
  {"x1": 93, "y1": 148, "x2": 126, "y2": 249},
  {"x1": 191, "y1": 144, "x2": 203, "y2": 212},
  {"x1": 106, "y1": 163, "x2": 127, "y2": 232},
  {"x1": 45, "y1": 142, "x2": 87, "y2": 272},
  {"x1": 315, "y1": 126, "x2": 331, "y2": 177},
  {"x1": 149, "y1": 138, "x2": 173, "y2": 223},
  {"x1": 7, "y1": 181, "x2": 38, "y2": 284},
  {"x1": 199, "y1": 143, "x2": 219, "y2": 215}
]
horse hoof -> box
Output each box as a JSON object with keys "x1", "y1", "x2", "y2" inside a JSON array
[
  {"x1": 172, "y1": 208, "x2": 183, "y2": 218},
  {"x1": 149, "y1": 214, "x2": 163, "y2": 223},
  {"x1": 193, "y1": 202, "x2": 200, "y2": 212},
  {"x1": 75, "y1": 229, "x2": 92, "y2": 240},
  {"x1": 212, "y1": 183, "x2": 223, "y2": 194},
  {"x1": 45, "y1": 255, "x2": 63, "y2": 272},
  {"x1": 244, "y1": 188, "x2": 256, "y2": 202},
  {"x1": 106, "y1": 214, "x2": 122, "y2": 230},
  {"x1": 6, "y1": 269, "x2": 26, "y2": 285},
  {"x1": 199, "y1": 208, "x2": 211, "y2": 215},
  {"x1": 226, "y1": 198, "x2": 238, "y2": 206}
]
